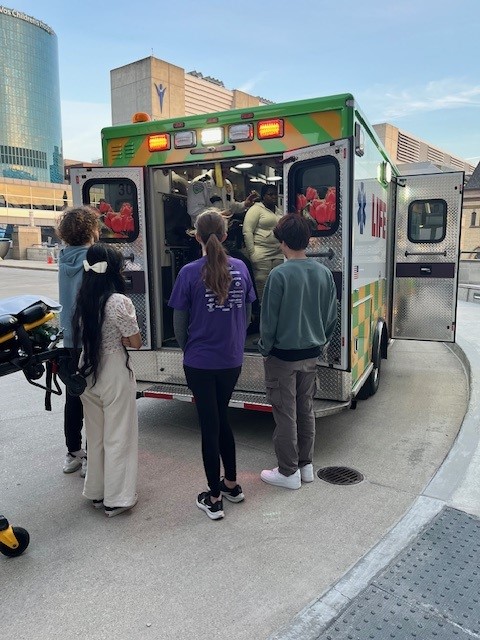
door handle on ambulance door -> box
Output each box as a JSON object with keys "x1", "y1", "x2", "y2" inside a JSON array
[
  {"x1": 308, "y1": 248, "x2": 335, "y2": 260},
  {"x1": 405, "y1": 250, "x2": 447, "y2": 257}
]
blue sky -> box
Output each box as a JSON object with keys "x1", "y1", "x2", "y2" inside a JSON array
[{"x1": 7, "y1": 0, "x2": 480, "y2": 165}]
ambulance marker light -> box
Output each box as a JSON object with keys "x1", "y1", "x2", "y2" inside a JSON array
[
  {"x1": 173, "y1": 121, "x2": 185, "y2": 129},
  {"x1": 228, "y1": 123, "x2": 254, "y2": 142},
  {"x1": 241, "y1": 112, "x2": 254, "y2": 120},
  {"x1": 201, "y1": 127, "x2": 224, "y2": 146},
  {"x1": 148, "y1": 133, "x2": 171, "y2": 152},
  {"x1": 174, "y1": 130, "x2": 197, "y2": 148},
  {"x1": 132, "y1": 112, "x2": 150, "y2": 123},
  {"x1": 257, "y1": 119, "x2": 284, "y2": 139},
  {"x1": 206, "y1": 117, "x2": 219, "y2": 124}
]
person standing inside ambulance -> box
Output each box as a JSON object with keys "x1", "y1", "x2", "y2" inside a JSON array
[
  {"x1": 242, "y1": 184, "x2": 283, "y2": 302},
  {"x1": 187, "y1": 167, "x2": 258, "y2": 224}
]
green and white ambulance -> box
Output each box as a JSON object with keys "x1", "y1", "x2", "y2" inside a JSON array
[{"x1": 71, "y1": 93, "x2": 463, "y2": 416}]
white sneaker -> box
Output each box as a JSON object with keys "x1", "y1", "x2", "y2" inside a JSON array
[
  {"x1": 63, "y1": 453, "x2": 82, "y2": 474},
  {"x1": 260, "y1": 467, "x2": 301, "y2": 490},
  {"x1": 80, "y1": 457, "x2": 87, "y2": 478},
  {"x1": 300, "y1": 464, "x2": 314, "y2": 483}
]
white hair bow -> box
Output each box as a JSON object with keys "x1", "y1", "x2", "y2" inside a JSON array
[{"x1": 83, "y1": 259, "x2": 108, "y2": 274}]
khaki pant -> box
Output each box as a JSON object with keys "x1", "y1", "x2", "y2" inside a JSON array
[
  {"x1": 81, "y1": 351, "x2": 138, "y2": 508},
  {"x1": 264, "y1": 355, "x2": 317, "y2": 477},
  {"x1": 253, "y1": 257, "x2": 283, "y2": 301}
]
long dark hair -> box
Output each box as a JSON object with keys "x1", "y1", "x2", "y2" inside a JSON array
[
  {"x1": 196, "y1": 209, "x2": 231, "y2": 305},
  {"x1": 72, "y1": 243, "x2": 127, "y2": 383}
]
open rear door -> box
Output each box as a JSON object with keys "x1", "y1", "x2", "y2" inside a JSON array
[
  {"x1": 392, "y1": 171, "x2": 463, "y2": 342},
  {"x1": 283, "y1": 139, "x2": 350, "y2": 372},
  {"x1": 70, "y1": 167, "x2": 151, "y2": 348}
]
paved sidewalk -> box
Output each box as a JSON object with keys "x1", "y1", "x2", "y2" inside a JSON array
[
  {"x1": 2, "y1": 258, "x2": 480, "y2": 639},
  {"x1": 271, "y1": 300, "x2": 480, "y2": 640}
]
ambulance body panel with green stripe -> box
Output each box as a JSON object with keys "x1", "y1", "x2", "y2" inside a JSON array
[{"x1": 71, "y1": 94, "x2": 463, "y2": 416}]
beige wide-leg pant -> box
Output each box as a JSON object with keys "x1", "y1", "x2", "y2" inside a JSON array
[{"x1": 81, "y1": 351, "x2": 138, "y2": 508}]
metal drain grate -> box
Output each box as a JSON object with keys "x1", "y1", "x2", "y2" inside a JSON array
[{"x1": 317, "y1": 466, "x2": 364, "y2": 485}]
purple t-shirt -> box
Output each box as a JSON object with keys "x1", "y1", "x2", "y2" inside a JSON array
[{"x1": 168, "y1": 256, "x2": 256, "y2": 369}]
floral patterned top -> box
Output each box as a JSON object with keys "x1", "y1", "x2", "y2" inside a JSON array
[{"x1": 101, "y1": 293, "x2": 139, "y2": 355}]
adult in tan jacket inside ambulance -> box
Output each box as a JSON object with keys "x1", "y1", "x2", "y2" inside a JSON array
[{"x1": 242, "y1": 184, "x2": 283, "y2": 302}]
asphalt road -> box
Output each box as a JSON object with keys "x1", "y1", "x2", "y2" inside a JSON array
[{"x1": 0, "y1": 267, "x2": 468, "y2": 640}]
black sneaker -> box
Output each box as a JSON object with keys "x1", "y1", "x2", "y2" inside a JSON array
[
  {"x1": 220, "y1": 478, "x2": 245, "y2": 503},
  {"x1": 196, "y1": 491, "x2": 224, "y2": 520},
  {"x1": 104, "y1": 494, "x2": 138, "y2": 518}
]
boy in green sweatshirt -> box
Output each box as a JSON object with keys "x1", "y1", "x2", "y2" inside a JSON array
[{"x1": 258, "y1": 214, "x2": 337, "y2": 489}]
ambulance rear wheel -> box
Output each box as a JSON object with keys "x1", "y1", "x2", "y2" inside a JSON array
[
  {"x1": 0, "y1": 527, "x2": 30, "y2": 557},
  {"x1": 358, "y1": 342, "x2": 382, "y2": 399}
]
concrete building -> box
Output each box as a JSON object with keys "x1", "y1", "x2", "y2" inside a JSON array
[
  {"x1": 373, "y1": 123, "x2": 475, "y2": 175},
  {"x1": 0, "y1": 6, "x2": 63, "y2": 183},
  {"x1": 110, "y1": 56, "x2": 271, "y2": 126},
  {"x1": 461, "y1": 163, "x2": 480, "y2": 259}
]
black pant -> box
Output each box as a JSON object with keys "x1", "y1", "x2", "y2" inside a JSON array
[
  {"x1": 63, "y1": 349, "x2": 84, "y2": 452},
  {"x1": 184, "y1": 365, "x2": 241, "y2": 497},
  {"x1": 64, "y1": 392, "x2": 84, "y2": 452}
]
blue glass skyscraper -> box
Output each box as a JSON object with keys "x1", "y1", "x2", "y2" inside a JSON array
[{"x1": 0, "y1": 6, "x2": 63, "y2": 183}]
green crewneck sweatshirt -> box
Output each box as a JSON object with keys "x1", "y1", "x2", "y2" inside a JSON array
[{"x1": 258, "y1": 259, "x2": 337, "y2": 357}]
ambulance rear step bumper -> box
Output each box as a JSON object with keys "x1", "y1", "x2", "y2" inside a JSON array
[{"x1": 137, "y1": 382, "x2": 351, "y2": 417}]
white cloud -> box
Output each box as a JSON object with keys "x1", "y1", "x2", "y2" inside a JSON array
[
  {"x1": 237, "y1": 72, "x2": 268, "y2": 96},
  {"x1": 358, "y1": 79, "x2": 480, "y2": 121},
  {"x1": 61, "y1": 100, "x2": 111, "y2": 162}
]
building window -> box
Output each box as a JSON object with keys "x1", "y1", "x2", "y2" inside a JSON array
[{"x1": 470, "y1": 211, "x2": 477, "y2": 227}]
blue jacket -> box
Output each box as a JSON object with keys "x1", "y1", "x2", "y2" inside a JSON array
[{"x1": 58, "y1": 245, "x2": 89, "y2": 348}]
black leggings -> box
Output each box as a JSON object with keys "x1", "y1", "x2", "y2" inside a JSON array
[{"x1": 184, "y1": 365, "x2": 241, "y2": 497}]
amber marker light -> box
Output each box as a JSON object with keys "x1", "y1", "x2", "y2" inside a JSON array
[
  {"x1": 257, "y1": 118, "x2": 284, "y2": 139},
  {"x1": 132, "y1": 112, "x2": 151, "y2": 123},
  {"x1": 148, "y1": 133, "x2": 171, "y2": 152}
]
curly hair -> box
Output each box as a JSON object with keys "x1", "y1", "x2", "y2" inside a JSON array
[{"x1": 57, "y1": 206, "x2": 100, "y2": 246}]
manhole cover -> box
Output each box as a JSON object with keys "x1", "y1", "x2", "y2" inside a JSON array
[{"x1": 317, "y1": 466, "x2": 364, "y2": 485}]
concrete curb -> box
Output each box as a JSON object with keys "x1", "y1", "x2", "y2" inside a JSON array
[
  {"x1": 268, "y1": 496, "x2": 445, "y2": 640},
  {"x1": 269, "y1": 305, "x2": 480, "y2": 640}
]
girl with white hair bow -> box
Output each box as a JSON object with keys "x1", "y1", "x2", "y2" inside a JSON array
[{"x1": 72, "y1": 243, "x2": 142, "y2": 517}]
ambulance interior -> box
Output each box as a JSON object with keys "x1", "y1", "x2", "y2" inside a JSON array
[
  {"x1": 156, "y1": 154, "x2": 338, "y2": 352},
  {"x1": 152, "y1": 156, "x2": 283, "y2": 350}
]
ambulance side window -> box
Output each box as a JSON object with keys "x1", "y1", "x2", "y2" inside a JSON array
[
  {"x1": 408, "y1": 199, "x2": 447, "y2": 243},
  {"x1": 83, "y1": 179, "x2": 139, "y2": 243},
  {"x1": 290, "y1": 157, "x2": 339, "y2": 236}
]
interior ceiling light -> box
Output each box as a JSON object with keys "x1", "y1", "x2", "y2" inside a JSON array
[
  {"x1": 269, "y1": 175, "x2": 282, "y2": 181},
  {"x1": 236, "y1": 162, "x2": 253, "y2": 169}
]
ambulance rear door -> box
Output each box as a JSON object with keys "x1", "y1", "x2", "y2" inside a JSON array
[
  {"x1": 70, "y1": 167, "x2": 151, "y2": 348},
  {"x1": 392, "y1": 171, "x2": 463, "y2": 342},
  {"x1": 283, "y1": 139, "x2": 350, "y2": 373}
]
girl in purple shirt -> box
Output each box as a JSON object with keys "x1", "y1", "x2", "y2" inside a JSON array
[{"x1": 169, "y1": 209, "x2": 256, "y2": 520}]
